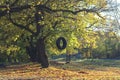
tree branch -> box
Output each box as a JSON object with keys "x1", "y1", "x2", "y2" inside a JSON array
[
  {"x1": 0, "y1": 6, "x2": 7, "y2": 8},
  {"x1": 95, "y1": 12, "x2": 105, "y2": 19},
  {"x1": 0, "y1": 5, "x2": 31, "y2": 18},
  {"x1": 40, "y1": 5, "x2": 100, "y2": 14},
  {"x1": 0, "y1": 3, "x2": 102, "y2": 18},
  {"x1": 8, "y1": 13, "x2": 35, "y2": 35},
  {"x1": 86, "y1": 21, "x2": 98, "y2": 29}
]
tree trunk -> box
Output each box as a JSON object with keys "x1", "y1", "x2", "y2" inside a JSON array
[
  {"x1": 66, "y1": 54, "x2": 71, "y2": 64},
  {"x1": 36, "y1": 38, "x2": 49, "y2": 68},
  {"x1": 26, "y1": 44, "x2": 37, "y2": 62},
  {"x1": 66, "y1": 50, "x2": 71, "y2": 64}
]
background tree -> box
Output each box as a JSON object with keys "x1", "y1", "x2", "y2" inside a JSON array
[{"x1": 0, "y1": 0, "x2": 107, "y2": 68}]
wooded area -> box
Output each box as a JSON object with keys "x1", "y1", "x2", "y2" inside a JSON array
[
  {"x1": 0, "y1": 0, "x2": 120, "y2": 68},
  {"x1": 0, "y1": 0, "x2": 120, "y2": 79}
]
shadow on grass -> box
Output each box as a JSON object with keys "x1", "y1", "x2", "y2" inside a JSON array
[
  {"x1": 49, "y1": 59, "x2": 120, "y2": 71},
  {"x1": 80, "y1": 59, "x2": 120, "y2": 67}
]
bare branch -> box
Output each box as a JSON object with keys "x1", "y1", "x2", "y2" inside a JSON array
[
  {"x1": 86, "y1": 21, "x2": 98, "y2": 28},
  {"x1": 95, "y1": 12, "x2": 105, "y2": 19}
]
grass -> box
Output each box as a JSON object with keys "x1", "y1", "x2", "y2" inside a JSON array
[{"x1": 0, "y1": 59, "x2": 120, "y2": 80}]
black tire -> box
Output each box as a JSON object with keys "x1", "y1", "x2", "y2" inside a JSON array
[{"x1": 56, "y1": 37, "x2": 67, "y2": 50}]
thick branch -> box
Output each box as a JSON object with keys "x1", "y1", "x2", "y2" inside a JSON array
[
  {"x1": 0, "y1": 6, "x2": 7, "y2": 8},
  {"x1": 0, "y1": 5, "x2": 31, "y2": 18},
  {"x1": 0, "y1": 3, "x2": 101, "y2": 18},
  {"x1": 40, "y1": 5, "x2": 99, "y2": 14},
  {"x1": 8, "y1": 13, "x2": 35, "y2": 35},
  {"x1": 35, "y1": 8, "x2": 43, "y2": 36}
]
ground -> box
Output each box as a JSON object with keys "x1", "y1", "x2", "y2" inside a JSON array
[{"x1": 0, "y1": 59, "x2": 120, "y2": 80}]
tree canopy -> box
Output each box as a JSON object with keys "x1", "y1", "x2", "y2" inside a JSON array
[{"x1": 1, "y1": 0, "x2": 119, "y2": 67}]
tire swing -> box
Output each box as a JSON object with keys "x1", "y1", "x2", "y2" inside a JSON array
[{"x1": 56, "y1": 37, "x2": 67, "y2": 50}]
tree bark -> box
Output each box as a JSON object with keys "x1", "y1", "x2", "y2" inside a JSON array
[
  {"x1": 66, "y1": 50, "x2": 71, "y2": 64},
  {"x1": 26, "y1": 45, "x2": 37, "y2": 62},
  {"x1": 36, "y1": 38, "x2": 49, "y2": 68}
]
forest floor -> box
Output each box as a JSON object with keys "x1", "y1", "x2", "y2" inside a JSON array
[{"x1": 0, "y1": 59, "x2": 120, "y2": 80}]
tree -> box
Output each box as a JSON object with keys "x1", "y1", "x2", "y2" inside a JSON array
[
  {"x1": 90, "y1": 0, "x2": 120, "y2": 59},
  {"x1": 0, "y1": 0, "x2": 107, "y2": 68}
]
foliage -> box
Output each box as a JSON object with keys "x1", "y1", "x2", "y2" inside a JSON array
[
  {"x1": 92, "y1": 31, "x2": 120, "y2": 59},
  {"x1": 0, "y1": 0, "x2": 110, "y2": 62}
]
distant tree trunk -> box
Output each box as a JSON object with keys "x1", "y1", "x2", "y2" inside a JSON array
[
  {"x1": 36, "y1": 38, "x2": 49, "y2": 68},
  {"x1": 7, "y1": 53, "x2": 12, "y2": 63},
  {"x1": 66, "y1": 54, "x2": 71, "y2": 64},
  {"x1": 118, "y1": 44, "x2": 120, "y2": 56},
  {"x1": 7, "y1": 56, "x2": 11, "y2": 63},
  {"x1": 66, "y1": 50, "x2": 71, "y2": 64}
]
